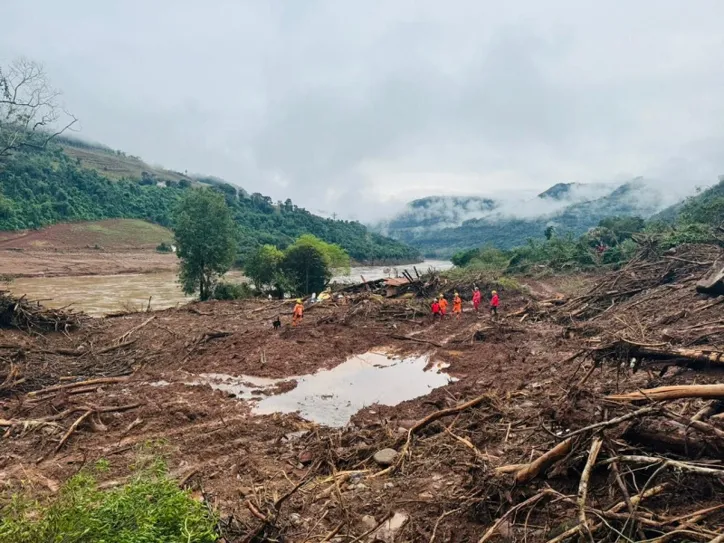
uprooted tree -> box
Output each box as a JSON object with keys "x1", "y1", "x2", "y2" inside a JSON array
[
  {"x1": 173, "y1": 188, "x2": 238, "y2": 301},
  {"x1": 0, "y1": 58, "x2": 77, "y2": 168}
]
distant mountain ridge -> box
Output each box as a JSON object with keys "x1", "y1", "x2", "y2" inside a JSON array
[{"x1": 377, "y1": 179, "x2": 677, "y2": 257}]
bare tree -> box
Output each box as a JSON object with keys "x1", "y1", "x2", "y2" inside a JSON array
[{"x1": 0, "y1": 58, "x2": 77, "y2": 165}]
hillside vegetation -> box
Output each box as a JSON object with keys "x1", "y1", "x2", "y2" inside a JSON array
[
  {"x1": 451, "y1": 177, "x2": 724, "y2": 274},
  {"x1": 0, "y1": 144, "x2": 419, "y2": 263}
]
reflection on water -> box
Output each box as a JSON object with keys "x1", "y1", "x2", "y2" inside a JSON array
[
  {"x1": 187, "y1": 351, "x2": 455, "y2": 427},
  {"x1": 3, "y1": 261, "x2": 450, "y2": 316}
]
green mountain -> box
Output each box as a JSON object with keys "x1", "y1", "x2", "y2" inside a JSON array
[
  {"x1": 0, "y1": 141, "x2": 419, "y2": 263},
  {"x1": 380, "y1": 179, "x2": 672, "y2": 257}
]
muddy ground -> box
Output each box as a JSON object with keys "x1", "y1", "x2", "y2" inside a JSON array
[{"x1": 1, "y1": 244, "x2": 723, "y2": 542}]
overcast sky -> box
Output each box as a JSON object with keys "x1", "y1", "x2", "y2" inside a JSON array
[{"x1": 2, "y1": 1, "x2": 724, "y2": 221}]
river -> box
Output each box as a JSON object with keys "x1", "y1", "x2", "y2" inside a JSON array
[{"x1": 3, "y1": 260, "x2": 452, "y2": 316}]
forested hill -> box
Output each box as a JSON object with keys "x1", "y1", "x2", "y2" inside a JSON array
[
  {"x1": 0, "y1": 144, "x2": 419, "y2": 263},
  {"x1": 379, "y1": 180, "x2": 673, "y2": 257}
]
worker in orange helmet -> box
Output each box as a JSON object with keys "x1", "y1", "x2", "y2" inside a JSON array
[
  {"x1": 292, "y1": 298, "x2": 304, "y2": 326},
  {"x1": 438, "y1": 294, "x2": 448, "y2": 317},
  {"x1": 452, "y1": 292, "x2": 462, "y2": 318}
]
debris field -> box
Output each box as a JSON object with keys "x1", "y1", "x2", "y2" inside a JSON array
[{"x1": 1, "y1": 243, "x2": 723, "y2": 542}]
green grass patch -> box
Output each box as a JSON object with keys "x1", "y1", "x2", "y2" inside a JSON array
[{"x1": 0, "y1": 456, "x2": 217, "y2": 543}]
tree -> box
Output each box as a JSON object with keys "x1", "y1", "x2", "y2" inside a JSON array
[
  {"x1": 294, "y1": 234, "x2": 350, "y2": 273},
  {"x1": 173, "y1": 189, "x2": 237, "y2": 300},
  {"x1": 1, "y1": 58, "x2": 77, "y2": 167},
  {"x1": 244, "y1": 244, "x2": 284, "y2": 290},
  {"x1": 282, "y1": 242, "x2": 331, "y2": 295}
]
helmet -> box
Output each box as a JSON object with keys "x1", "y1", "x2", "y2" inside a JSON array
[
  {"x1": 454, "y1": 292, "x2": 459, "y2": 296},
  {"x1": 474, "y1": 286, "x2": 479, "y2": 291},
  {"x1": 492, "y1": 290, "x2": 497, "y2": 295},
  {"x1": 439, "y1": 294, "x2": 444, "y2": 299},
  {"x1": 296, "y1": 298, "x2": 302, "y2": 303}
]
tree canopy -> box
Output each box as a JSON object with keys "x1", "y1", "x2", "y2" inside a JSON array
[{"x1": 173, "y1": 189, "x2": 237, "y2": 300}]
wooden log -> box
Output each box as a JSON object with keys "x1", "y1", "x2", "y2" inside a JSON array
[
  {"x1": 514, "y1": 438, "x2": 574, "y2": 484},
  {"x1": 607, "y1": 384, "x2": 724, "y2": 402},
  {"x1": 623, "y1": 344, "x2": 724, "y2": 366},
  {"x1": 26, "y1": 376, "x2": 130, "y2": 397}
]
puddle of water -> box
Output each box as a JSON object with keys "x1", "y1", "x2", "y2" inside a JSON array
[
  {"x1": 188, "y1": 352, "x2": 455, "y2": 427},
  {"x1": 191, "y1": 373, "x2": 283, "y2": 400}
]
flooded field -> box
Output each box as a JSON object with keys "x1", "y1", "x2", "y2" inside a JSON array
[
  {"x1": 3, "y1": 261, "x2": 451, "y2": 316},
  {"x1": 188, "y1": 351, "x2": 455, "y2": 426}
]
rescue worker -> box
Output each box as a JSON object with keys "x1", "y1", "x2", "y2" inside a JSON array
[
  {"x1": 452, "y1": 292, "x2": 462, "y2": 318},
  {"x1": 472, "y1": 287, "x2": 482, "y2": 312},
  {"x1": 490, "y1": 290, "x2": 499, "y2": 320},
  {"x1": 438, "y1": 294, "x2": 448, "y2": 317},
  {"x1": 292, "y1": 298, "x2": 304, "y2": 326},
  {"x1": 431, "y1": 298, "x2": 441, "y2": 322}
]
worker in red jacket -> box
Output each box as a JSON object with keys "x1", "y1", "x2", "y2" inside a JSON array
[
  {"x1": 490, "y1": 290, "x2": 499, "y2": 320},
  {"x1": 472, "y1": 287, "x2": 482, "y2": 312},
  {"x1": 431, "y1": 299, "x2": 441, "y2": 322}
]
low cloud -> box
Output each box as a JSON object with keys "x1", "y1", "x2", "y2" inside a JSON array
[{"x1": 2, "y1": 1, "x2": 723, "y2": 222}]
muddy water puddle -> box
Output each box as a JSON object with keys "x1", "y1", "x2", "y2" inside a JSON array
[{"x1": 188, "y1": 352, "x2": 455, "y2": 426}]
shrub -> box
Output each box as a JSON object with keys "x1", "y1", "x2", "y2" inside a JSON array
[
  {"x1": 213, "y1": 281, "x2": 253, "y2": 300},
  {"x1": 156, "y1": 241, "x2": 173, "y2": 253},
  {"x1": 0, "y1": 458, "x2": 217, "y2": 543}
]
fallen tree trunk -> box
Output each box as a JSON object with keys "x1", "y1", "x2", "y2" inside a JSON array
[
  {"x1": 514, "y1": 438, "x2": 574, "y2": 484},
  {"x1": 624, "y1": 344, "x2": 724, "y2": 366},
  {"x1": 607, "y1": 384, "x2": 724, "y2": 402}
]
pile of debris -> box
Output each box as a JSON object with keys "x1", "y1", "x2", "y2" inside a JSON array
[{"x1": 0, "y1": 291, "x2": 87, "y2": 333}]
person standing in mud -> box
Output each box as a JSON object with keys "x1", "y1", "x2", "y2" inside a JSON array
[
  {"x1": 472, "y1": 287, "x2": 482, "y2": 312},
  {"x1": 431, "y1": 298, "x2": 441, "y2": 322},
  {"x1": 438, "y1": 294, "x2": 448, "y2": 318},
  {"x1": 452, "y1": 292, "x2": 462, "y2": 319},
  {"x1": 292, "y1": 298, "x2": 304, "y2": 326},
  {"x1": 490, "y1": 290, "x2": 499, "y2": 320}
]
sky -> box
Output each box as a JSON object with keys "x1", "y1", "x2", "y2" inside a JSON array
[{"x1": 2, "y1": 1, "x2": 724, "y2": 221}]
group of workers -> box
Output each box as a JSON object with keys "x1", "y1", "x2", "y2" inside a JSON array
[
  {"x1": 289, "y1": 288, "x2": 500, "y2": 328},
  {"x1": 431, "y1": 287, "x2": 499, "y2": 321}
]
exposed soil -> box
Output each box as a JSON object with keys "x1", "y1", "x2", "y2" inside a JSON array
[
  {"x1": 1, "y1": 244, "x2": 723, "y2": 542},
  {"x1": 0, "y1": 219, "x2": 177, "y2": 278}
]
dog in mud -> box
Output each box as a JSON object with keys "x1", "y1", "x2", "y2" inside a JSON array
[{"x1": 272, "y1": 316, "x2": 282, "y2": 330}]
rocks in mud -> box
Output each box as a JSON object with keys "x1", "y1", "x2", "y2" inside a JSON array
[
  {"x1": 373, "y1": 512, "x2": 409, "y2": 543},
  {"x1": 298, "y1": 450, "x2": 314, "y2": 465},
  {"x1": 361, "y1": 514, "x2": 377, "y2": 531},
  {"x1": 373, "y1": 448, "x2": 398, "y2": 466}
]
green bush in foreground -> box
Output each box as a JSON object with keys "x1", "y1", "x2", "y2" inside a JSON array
[{"x1": 0, "y1": 459, "x2": 217, "y2": 543}]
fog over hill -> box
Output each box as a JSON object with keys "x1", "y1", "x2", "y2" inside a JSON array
[{"x1": 375, "y1": 177, "x2": 703, "y2": 256}]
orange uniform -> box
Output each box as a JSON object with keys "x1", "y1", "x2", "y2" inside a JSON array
[
  {"x1": 439, "y1": 298, "x2": 448, "y2": 316},
  {"x1": 453, "y1": 295, "x2": 462, "y2": 317},
  {"x1": 292, "y1": 302, "x2": 304, "y2": 326}
]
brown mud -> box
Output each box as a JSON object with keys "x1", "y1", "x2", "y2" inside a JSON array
[{"x1": 1, "y1": 243, "x2": 723, "y2": 542}]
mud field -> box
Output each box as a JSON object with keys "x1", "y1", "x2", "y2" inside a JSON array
[{"x1": 1, "y1": 243, "x2": 723, "y2": 542}]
